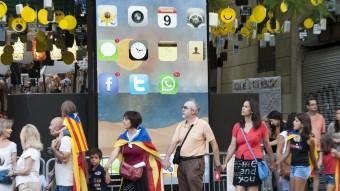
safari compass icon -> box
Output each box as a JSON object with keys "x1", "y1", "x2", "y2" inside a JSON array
[{"x1": 159, "y1": 74, "x2": 178, "y2": 94}]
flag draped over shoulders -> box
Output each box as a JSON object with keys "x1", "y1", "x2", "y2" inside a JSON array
[
  {"x1": 64, "y1": 113, "x2": 88, "y2": 191},
  {"x1": 336, "y1": 159, "x2": 340, "y2": 191},
  {"x1": 114, "y1": 126, "x2": 163, "y2": 191}
]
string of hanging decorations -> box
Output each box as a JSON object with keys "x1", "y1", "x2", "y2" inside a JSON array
[
  {"x1": 209, "y1": 0, "x2": 331, "y2": 47},
  {"x1": 0, "y1": 0, "x2": 85, "y2": 65}
]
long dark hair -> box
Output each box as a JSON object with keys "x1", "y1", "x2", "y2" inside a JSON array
[
  {"x1": 267, "y1": 110, "x2": 285, "y2": 135},
  {"x1": 286, "y1": 112, "x2": 297, "y2": 132},
  {"x1": 296, "y1": 113, "x2": 312, "y2": 139},
  {"x1": 240, "y1": 99, "x2": 261, "y2": 129},
  {"x1": 335, "y1": 108, "x2": 340, "y2": 133}
]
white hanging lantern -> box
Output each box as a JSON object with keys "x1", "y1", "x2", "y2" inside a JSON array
[
  {"x1": 13, "y1": 38, "x2": 25, "y2": 61},
  {"x1": 67, "y1": 39, "x2": 78, "y2": 61},
  {"x1": 50, "y1": 44, "x2": 62, "y2": 60},
  {"x1": 0, "y1": 46, "x2": 4, "y2": 56}
]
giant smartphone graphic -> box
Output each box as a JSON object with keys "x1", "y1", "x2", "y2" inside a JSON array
[{"x1": 96, "y1": 1, "x2": 209, "y2": 179}]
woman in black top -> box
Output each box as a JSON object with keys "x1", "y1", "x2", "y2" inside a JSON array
[{"x1": 277, "y1": 113, "x2": 318, "y2": 191}]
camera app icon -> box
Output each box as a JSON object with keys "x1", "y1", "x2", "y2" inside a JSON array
[{"x1": 128, "y1": 6, "x2": 148, "y2": 27}]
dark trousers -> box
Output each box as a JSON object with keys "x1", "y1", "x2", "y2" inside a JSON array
[{"x1": 177, "y1": 157, "x2": 204, "y2": 191}]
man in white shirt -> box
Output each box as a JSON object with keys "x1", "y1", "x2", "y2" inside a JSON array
[{"x1": 49, "y1": 117, "x2": 74, "y2": 191}]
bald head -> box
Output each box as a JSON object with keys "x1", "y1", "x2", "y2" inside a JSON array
[{"x1": 49, "y1": 117, "x2": 64, "y2": 136}]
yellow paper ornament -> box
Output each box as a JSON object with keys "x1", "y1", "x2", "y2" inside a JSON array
[
  {"x1": 252, "y1": 5, "x2": 267, "y2": 23},
  {"x1": 280, "y1": 1, "x2": 288, "y2": 13},
  {"x1": 11, "y1": 18, "x2": 27, "y2": 33},
  {"x1": 21, "y1": 5, "x2": 37, "y2": 23},
  {"x1": 266, "y1": 20, "x2": 281, "y2": 33},
  {"x1": 54, "y1": 10, "x2": 65, "y2": 23},
  {"x1": 304, "y1": 18, "x2": 314, "y2": 29},
  {"x1": 63, "y1": 15, "x2": 77, "y2": 30},
  {"x1": 310, "y1": 0, "x2": 323, "y2": 6},
  {"x1": 38, "y1": 9, "x2": 49, "y2": 25},
  {"x1": 0, "y1": 1, "x2": 7, "y2": 18},
  {"x1": 219, "y1": 7, "x2": 236, "y2": 24}
]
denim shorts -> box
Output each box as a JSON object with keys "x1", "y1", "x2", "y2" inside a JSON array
[
  {"x1": 55, "y1": 186, "x2": 73, "y2": 191},
  {"x1": 290, "y1": 166, "x2": 311, "y2": 180},
  {"x1": 325, "y1": 174, "x2": 335, "y2": 185}
]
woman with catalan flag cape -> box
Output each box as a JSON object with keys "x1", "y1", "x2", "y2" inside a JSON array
[
  {"x1": 61, "y1": 100, "x2": 88, "y2": 191},
  {"x1": 104, "y1": 111, "x2": 163, "y2": 191}
]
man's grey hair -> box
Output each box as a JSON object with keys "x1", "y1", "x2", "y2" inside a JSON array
[{"x1": 187, "y1": 98, "x2": 200, "y2": 114}]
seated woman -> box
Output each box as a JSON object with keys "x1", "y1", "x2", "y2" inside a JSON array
[{"x1": 104, "y1": 111, "x2": 163, "y2": 191}]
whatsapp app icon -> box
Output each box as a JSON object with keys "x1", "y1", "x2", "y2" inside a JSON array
[{"x1": 159, "y1": 74, "x2": 178, "y2": 94}]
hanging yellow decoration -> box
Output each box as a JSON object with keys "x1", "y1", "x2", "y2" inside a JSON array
[
  {"x1": 1, "y1": 53, "x2": 13, "y2": 65},
  {"x1": 280, "y1": 1, "x2": 288, "y2": 13},
  {"x1": 219, "y1": 23, "x2": 236, "y2": 36},
  {"x1": 304, "y1": 18, "x2": 314, "y2": 29},
  {"x1": 64, "y1": 15, "x2": 77, "y2": 30},
  {"x1": 219, "y1": 7, "x2": 236, "y2": 24},
  {"x1": 62, "y1": 51, "x2": 75, "y2": 65},
  {"x1": 54, "y1": 10, "x2": 65, "y2": 23},
  {"x1": 240, "y1": 27, "x2": 251, "y2": 38},
  {"x1": 11, "y1": 18, "x2": 27, "y2": 33},
  {"x1": 252, "y1": 5, "x2": 267, "y2": 23},
  {"x1": 310, "y1": 0, "x2": 323, "y2": 6},
  {"x1": 38, "y1": 9, "x2": 49, "y2": 25},
  {"x1": 21, "y1": 5, "x2": 36, "y2": 23},
  {"x1": 266, "y1": 20, "x2": 281, "y2": 33},
  {"x1": 0, "y1": 1, "x2": 7, "y2": 18}
]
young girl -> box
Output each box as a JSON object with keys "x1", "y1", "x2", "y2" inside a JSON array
[
  {"x1": 277, "y1": 113, "x2": 318, "y2": 191},
  {"x1": 321, "y1": 134, "x2": 337, "y2": 191}
]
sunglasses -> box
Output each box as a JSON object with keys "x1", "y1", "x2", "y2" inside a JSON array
[{"x1": 182, "y1": 106, "x2": 189, "y2": 109}]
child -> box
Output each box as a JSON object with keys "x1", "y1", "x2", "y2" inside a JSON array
[
  {"x1": 88, "y1": 148, "x2": 111, "y2": 191},
  {"x1": 277, "y1": 113, "x2": 319, "y2": 191},
  {"x1": 321, "y1": 134, "x2": 337, "y2": 191}
]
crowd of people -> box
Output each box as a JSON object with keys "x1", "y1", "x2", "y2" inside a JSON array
[{"x1": 0, "y1": 98, "x2": 339, "y2": 191}]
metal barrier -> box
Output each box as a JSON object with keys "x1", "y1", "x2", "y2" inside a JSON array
[{"x1": 100, "y1": 152, "x2": 230, "y2": 191}]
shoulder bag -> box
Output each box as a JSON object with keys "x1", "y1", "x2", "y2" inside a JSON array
[
  {"x1": 119, "y1": 146, "x2": 144, "y2": 181},
  {"x1": 240, "y1": 127, "x2": 270, "y2": 181},
  {"x1": 173, "y1": 124, "x2": 194, "y2": 164}
]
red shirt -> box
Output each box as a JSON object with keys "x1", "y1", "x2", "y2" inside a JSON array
[
  {"x1": 232, "y1": 122, "x2": 268, "y2": 160},
  {"x1": 323, "y1": 152, "x2": 336, "y2": 174}
]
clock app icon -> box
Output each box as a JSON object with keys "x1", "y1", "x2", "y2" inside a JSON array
[{"x1": 129, "y1": 40, "x2": 148, "y2": 60}]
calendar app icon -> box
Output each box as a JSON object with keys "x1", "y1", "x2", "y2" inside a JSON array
[{"x1": 157, "y1": 7, "x2": 177, "y2": 28}]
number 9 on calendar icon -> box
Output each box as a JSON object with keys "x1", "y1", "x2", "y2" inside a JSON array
[{"x1": 157, "y1": 7, "x2": 177, "y2": 28}]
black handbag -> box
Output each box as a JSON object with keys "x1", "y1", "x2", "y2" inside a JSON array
[{"x1": 173, "y1": 124, "x2": 194, "y2": 164}]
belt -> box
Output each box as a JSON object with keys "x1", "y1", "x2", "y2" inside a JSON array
[{"x1": 180, "y1": 155, "x2": 204, "y2": 161}]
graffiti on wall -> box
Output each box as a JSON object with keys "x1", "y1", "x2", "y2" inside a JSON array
[{"x1": 232, "y1": 76, "x2": 281, "y2": 117}]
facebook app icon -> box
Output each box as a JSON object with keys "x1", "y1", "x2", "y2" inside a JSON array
[
  {"x1": 129, "y1": 74, "x2": 149, "y2": 94},
  {"x1": 99, "y1": 73, "x2": 118, "y2": 95}
]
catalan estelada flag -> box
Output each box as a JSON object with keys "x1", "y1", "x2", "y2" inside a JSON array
[
  {"x1": 336, "y1": 159, "x2": 340, "y2": 191},
  {"x1": 64, "y1": 113, "x2": 88, "y2": 191},
  {"x1": 114, "y1": 126, "x2": 163, "y2": 191}
]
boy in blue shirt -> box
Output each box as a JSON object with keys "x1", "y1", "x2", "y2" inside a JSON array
[{"x1": 88, "y1": 148, "x2": 111, "y2": 191}]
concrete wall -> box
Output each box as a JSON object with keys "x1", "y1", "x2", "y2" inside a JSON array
[{"x1": 220, "y1": 22, "x2": 303, "y2": 116}]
